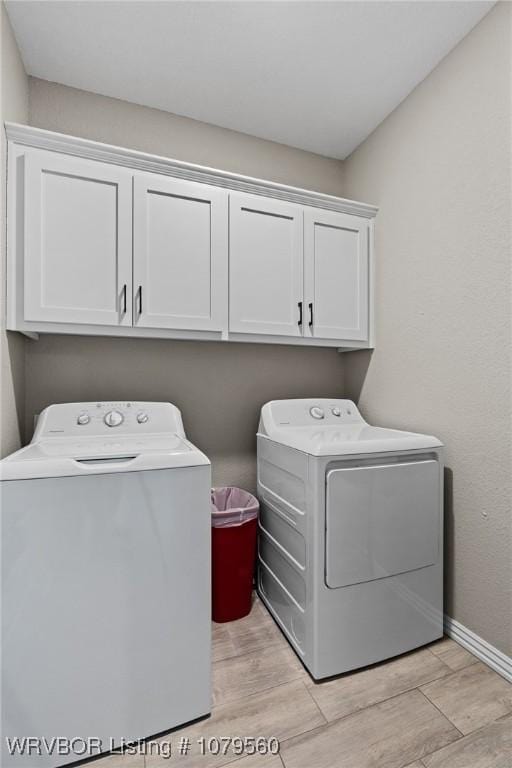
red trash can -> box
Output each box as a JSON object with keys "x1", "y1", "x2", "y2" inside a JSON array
[{"x1": 211, "y1": 487, "x2": 259, "y2": 623}]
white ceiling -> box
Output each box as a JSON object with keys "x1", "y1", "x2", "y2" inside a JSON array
[{"x1": 6, "y1": 1, "x2": 494, "y2": 159}]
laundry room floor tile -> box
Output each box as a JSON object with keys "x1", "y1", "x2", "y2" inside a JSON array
[
  {"x1": 228, "y1": 753, "x2": 284, "y2": 768},
  {"x1": 212, "y1": 597, "x2": 284, "y2": 663},
  {"x1": 93, "y1": 752, "x2": 145, "y2": 767},
  {"x1": 305, "y1": 647, "x2": 452, "y2": 721},
  {"x1": 420, "y1": 662, "x2": 512, "y2": 734},
  {"x1": 145, "y1": 679, "x2": 325, "y2": 768},
  {"x1": 212, "y1": 642, "x2": 307, "y2": 706},
  {"x1": 421, "y1": 713, "x2": 512, "y2": 768},
  {"x1": 212, "y1": 621, "x2": 237, "y2": 662},
  {"x1": 126, "y1": 597, "x2": 512, "y2": 768},
  {"x1": 427, "y1": 636, "x2": 479, "y2": 671},
  {"x1": 279, "y1": 688, "x2": 459, "y2": 768},
  {"x1": 231, "y1": 601, "x2": 283, "y2": 654}
]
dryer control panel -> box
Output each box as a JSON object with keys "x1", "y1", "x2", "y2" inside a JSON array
[
  {"x1": 260, "y1": 399, "x2": 365, "y2": 429},
  {"x1": 33, "y1": 402, "x2": 186, "y2": 440}
]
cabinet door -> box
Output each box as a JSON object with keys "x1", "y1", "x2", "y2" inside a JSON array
[
  {"x1": 304, "y1": 209, "x2": 369, "y2": 341},
  {"x1": 133, "y1": 174, "x2": 228, "y2": 331},
  {"x1": 229, "y1": 193, "x2": 303, "y2": 336},
  {"x1": 24, "y1": 150, "x2": 132, "y2": 326}
]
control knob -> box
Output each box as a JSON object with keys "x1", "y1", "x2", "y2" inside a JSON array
[
  {"x1": 77, "y1": 413, "x2": 90, "y2": 425},
  {"x1": 137, "y1": 412, "x2": 149, "y2": 424},
  {"x1": 104, "y1": 410, "x2": 124, "y2": 428},
  {"x1": 309, "y1": 406, "x2": 325, "y2": 420}
]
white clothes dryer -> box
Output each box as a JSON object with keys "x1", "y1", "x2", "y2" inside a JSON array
[{"x1": 257, "y1": 398, "x2": 443, "y2": 680}]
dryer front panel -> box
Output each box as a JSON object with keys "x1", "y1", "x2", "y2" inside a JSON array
[{"x1": 326, "y1": 458, "x2": 440, "y2": 588}]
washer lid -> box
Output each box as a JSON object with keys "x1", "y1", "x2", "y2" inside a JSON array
[
  {"x1": 0, "y1": 434, "x2": 209, "y2": 480},
  {"x1": 258, "y1": 399, "x2": 442, "y2": 456}
]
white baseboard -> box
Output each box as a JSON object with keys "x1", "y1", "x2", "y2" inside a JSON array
[{"x1": 444, "y1": 615, "x2": 512, "y2": 683}]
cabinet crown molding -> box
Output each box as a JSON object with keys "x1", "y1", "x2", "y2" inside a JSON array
[{"x1": 5, "y1": 122, "x2": 378, "y2": 219}]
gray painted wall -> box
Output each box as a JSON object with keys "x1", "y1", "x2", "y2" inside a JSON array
[
  {"x1": 24, "y1": 336, "x2": 344, "y2": 492},
  {"x1": 25, "y1": 78, "x2": 346, "y2": 491},
  {"x1": 29, "y1": 78, "x2": 345, "y2": 195},
  {"x1": 0, "y1": 3, "x2": 28, "y2": 457},
  {"x1": 343, "y1": 2, "x2": 511, "y2": 656}
]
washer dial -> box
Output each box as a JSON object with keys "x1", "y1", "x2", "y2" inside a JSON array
[
  {"x1": 77, "y1": 413, "x2": 90, "y2": 425},
  {"x1": 309, "y1": 406, "x2": 325, "y2": 420},
  {"x1": 104, "y1": 410, "x2": 124, "y2": 428}
]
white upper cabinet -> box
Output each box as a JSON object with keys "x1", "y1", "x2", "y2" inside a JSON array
[
  {"x1": 133, "y1": 174, "x2": 228, "y2": 331},
  {"x1": 23, "y1": 149, "x2": 132, "y2": 326},
  {"x1": 7, "y1": 125, "x2": 377, "y2": 347},
  {"x1": 304, "y1": 209, "x2": 369, "y2": 341},
  {"x1": 229, "y1": 193, "x2": 303, "y2": 337}
]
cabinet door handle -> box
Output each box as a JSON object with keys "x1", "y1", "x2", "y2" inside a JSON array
[
  {"x1": 309, "y1": 302, "x2": 313, "y2": 327},
  {"x1": 298, "y1": 301, "x2": 303, "y2": 326},
  {"x1": 121, "y1": 284, "x2": 127, "y2": 315},
  {"x1": 137, "y1": 285, "x2": 143, "y2": 315}
]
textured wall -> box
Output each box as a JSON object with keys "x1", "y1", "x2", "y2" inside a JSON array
[
  {"x1": 24, "y1": 337, "x2": 344, "y2": 493},
  {"x1": 343, "y1": 3, "x2": 511, "y2": 655},
  {"x1": 26, "y1": 80, "x2": 345, "y2": 490},
  {"x1": 29, "y1": 78, "x2": 345, "y2": 196},
  {"x1": 0, "y1": 3, "x2": 28, "y2": 457}
]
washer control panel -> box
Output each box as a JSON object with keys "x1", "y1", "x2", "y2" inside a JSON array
[
  {"x1": 34, "y1": 402, "x2": 186, "y2": 439},
  {"x1": 262, "y1": 398, "x2": 364, "y2": 429}
]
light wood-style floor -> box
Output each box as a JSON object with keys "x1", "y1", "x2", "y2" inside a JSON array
[{"x1": 99, "y1": 595, "x2": 512, "y2": 768}]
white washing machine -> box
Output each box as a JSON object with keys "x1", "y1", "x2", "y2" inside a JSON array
[
  {"x1": 1, "y1": 401, "x2": 211, "y2": 767},
  {"x1": 257, "y1": 398, "x2": 444, "y2": 680}
]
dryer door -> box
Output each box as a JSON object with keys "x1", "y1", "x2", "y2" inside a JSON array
[{"x1": 326, "y1": 458, "x2": 440, "y2": 588}]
